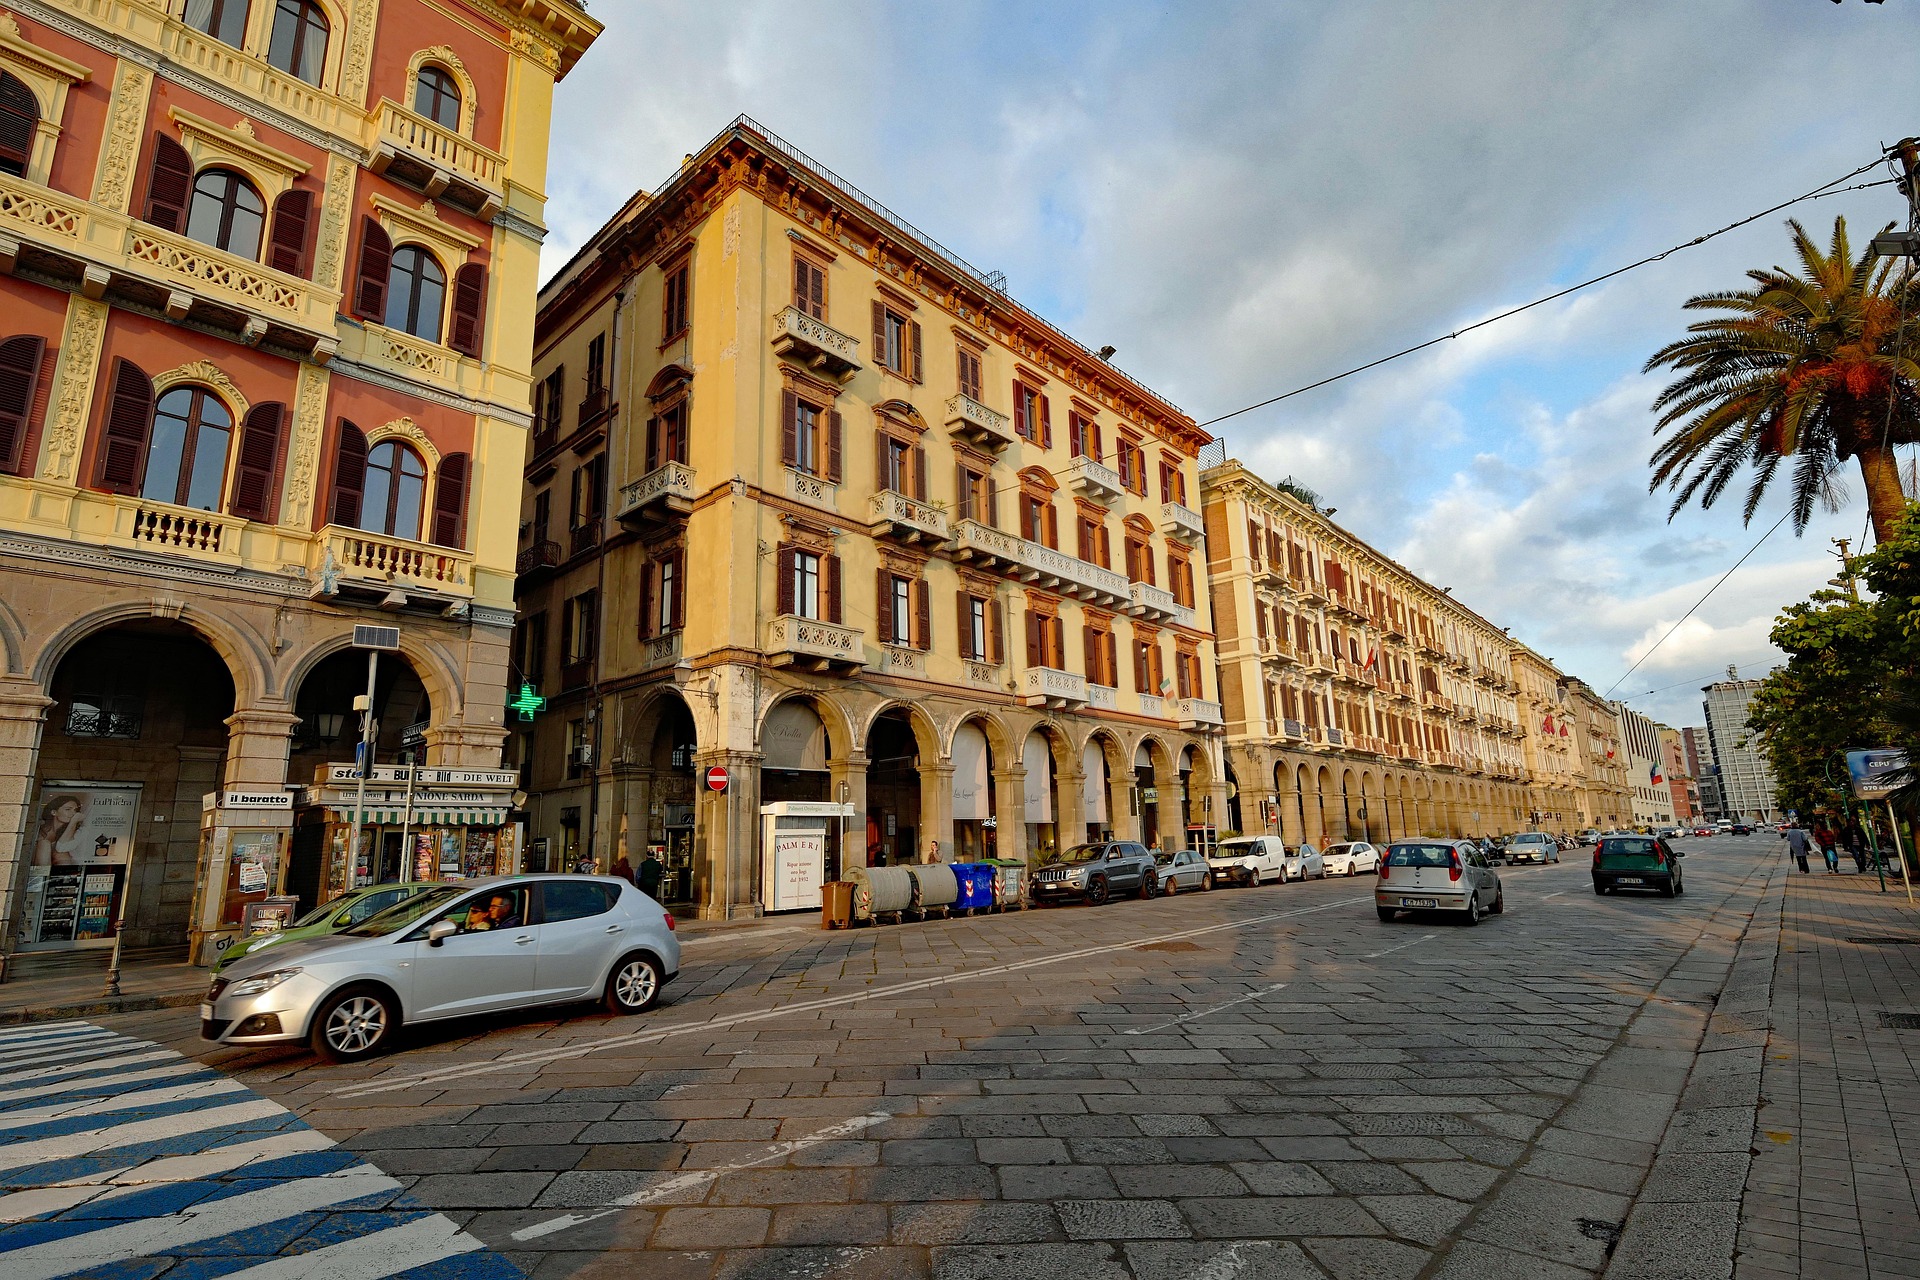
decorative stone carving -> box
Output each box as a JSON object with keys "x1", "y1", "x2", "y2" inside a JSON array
[
  {"x1": 311, "y1": 152, "x2": 357, "y2": 293},
  {"x1": 340, "y1": 0, "x2": 380, "y2": 104},
  {"x1": 405, "y1": 44, "x2": 477, "y2": 134},
  {"x1": 508, "y1": 28, "x2": 561, "y2": 73},
  {"x1": 367, "y1": 416, "x2": 441, "y2": 470},
  {"x1": 151, "y1": 361, "x2": 251, "y2": 418},
  {"x1": 92, "y1": 61, "x2": 153, "y2": 214},
  {"x1": 38, "y1": 295, "x2": 107, "y2": 483},
  {"x1": 282, "y1": 362, "x2": 331, "y2": 527}
]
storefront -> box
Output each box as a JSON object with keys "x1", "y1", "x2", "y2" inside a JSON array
[
  {"x1": 951, "y1": 722, "x2": 997, "y2": 862},
  {"x1": 18, "y1": 780, "x2": 142, "y2": 951},
  {"x1": 1024, "y1": 731, "x2": 1058, "y2": 859},
  {"x1": 188, "y1": 789, "x2": 295, "y2": 967},
  {"x1": 288, "y1": 765, "x2": 519, "y2": 910},
  {"x1": 1082, "y1": 740, "x2": 1112, "y2": 843}
]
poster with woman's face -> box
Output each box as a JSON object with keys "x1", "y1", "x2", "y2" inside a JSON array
[{"x1": 32, "y1": 784, "x2": 140, "y2": 868}]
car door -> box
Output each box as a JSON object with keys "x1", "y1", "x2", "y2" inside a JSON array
[
  {"x1": 531, "y1": 880, "x2": 622, "y2": 1001},
  {"x1": 1115, "y1": 846, "x2": 1143, "y2": 889},
  {"x1": 406, "y1": 884, "x2": 538, "y2": 1021}
]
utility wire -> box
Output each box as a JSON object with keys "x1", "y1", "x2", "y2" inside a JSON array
[
  {"x1": 1196, "y1": 163, "x2": 1898, "y2": 432},
  {"x1": 1614, "y1": 656, "x2": 1779, "y2": 703},
  {"x1": 1600, "y1": 509, "x2": 1793, "y2": 700}
]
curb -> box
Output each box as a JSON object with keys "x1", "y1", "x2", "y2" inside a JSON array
[{"x1": 0, "y1": 991, "x2": 204, "y2": 1026}]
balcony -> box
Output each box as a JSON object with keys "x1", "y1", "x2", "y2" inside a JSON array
[
  {"x1": 945, "y1": 393, "x2": 1016, "y2": 452},
  {"x1": 617, "y1": 461, "x2": 696, "y2": 525},
  {"x1": 369, "y1": 99, "x2": 507, "y2": 217},
  {"x1": 1324, "y1": 727, "x2": 1346, "y2": 748},
  {"x1": 870, "y1": 489, "x2": 950, "y2": 546},
  {"x1": 1305, "y1": 651, "x2": 1336, "y2": 676},
  {"x1": 952, "y1": 520, "x2": 1129, "y2": 607},
  {"x1": 111, "y1": 500, "x2": 242, "y2": 567},
  {"x1": 1128, "y1": 580, "x2": 1178, "y2": 622},
  {"x1": 1177, "y1": 698, "x2": 1224, "y2": 731},
  {"x1": 1087, "y1": 683, "x2": 1118, "y2": 711},
  {"x1": 577, "y1": 385, "x2": 611, "y2": 429},
  {"x1": 1066, "y1": 455, "x2": 1125, "y2": 503},
  {"x1": 771, "y1": 306, "x2": 861, "y2": 382},
  {"x1": 639, "y1": 630, "x2": 683, "y2": 671},
  {"x1": 766, "y1": 614, "x2": 865, "y2": 673},
  {"x1": 1328, "y1": 592, "x2": 1365, "y2": 621},
  {"x1": 1294, "y1": 577, "x2": 1328, "y2": 603},
  {"x1": 1421, "y1": 690, "x2": 1449, "y2": 713},
  {"x1": 1021, "y1": 666, "x2": 1089, "y2": 709},
  {"x1": 1282, "y1": 718, "x2": 1305, "y2": 741},
  {"x1": 1138, "y1": 694, "x2": 1171, "y2": 720},
  {"x1": 315, "y1": 526, "x2": 474, "y2": 601},
  {"x1": 516, "y1": 539, "x2": 562, "y2": 579},
  {"x1": 1161, "y1": 502, "x2": 1204, "y2": 546}
]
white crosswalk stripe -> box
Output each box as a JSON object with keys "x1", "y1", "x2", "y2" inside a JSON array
[
  {"x1": 0, "y1": 1059, "x2": 204, "y2": 1108},
  {"x1": 0, "y1": 1075, "x2": 247, "y2": 1132},
  {"x1": 213, "y1": 1210, "x2": 476, "y2": 1280}
]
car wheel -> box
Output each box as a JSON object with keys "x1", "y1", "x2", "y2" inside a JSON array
[
  {"x1": 1675, "y1": 875, "x2": 1684, "y2": 897},
  {"x1": 1345, "y1": 861, "x2": 1357, "y2": 877},
  {"x1": 1594, "y1": 883, "x2": 1607, "y2": 895},
  {"x1": 309, "y1": 986, "x2": 397, "y2": 1063},
  {"x1": 1139, "y1": 872, "x2": 1158, "y2": 900},
  {"x1": 1660, "y1": 881, "x2": 1675, "y2": 899},
  {"x1": 1376, "y1": 905, "x2": 1396, "y2": 922},
  {"x1": 1249, "y1": 869, "x2": 1262, "y2": 888},
  {"x1": 1162, "y1": 872, "x2": 1178, "y2": 897},
  {"x1": 1087, "y1": 876, "x2": 1110, "y2": 905},
  {"x1": 1463, "y1": 895, "x2": 1482, "y2": 927},
  {"x1": 605, "y1": 953, "x2": 664, "y2": 1015},
  {"x1": 1491, "y1": 890, "x2": 1505, "y2": 915},
  {"x1": 1201, "y1": 872, "x2": 1213, "y2": 891}
]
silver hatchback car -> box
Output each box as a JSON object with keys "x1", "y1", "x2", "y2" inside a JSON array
[
  {"x1": 1375, "y1": 838, "x2": 1503, "y2": 925},
  {"x1": 202, "y1": 875, "x2": 681, "y2": 1062}
]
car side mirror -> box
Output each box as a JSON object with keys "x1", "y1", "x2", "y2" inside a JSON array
[{"x1": 427, "y1": 919, "x2": 459, "y2": 947}]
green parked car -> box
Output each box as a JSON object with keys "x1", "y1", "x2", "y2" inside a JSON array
[{"x1": 211, "y1": 883, "x2": 439, "y2": 974}]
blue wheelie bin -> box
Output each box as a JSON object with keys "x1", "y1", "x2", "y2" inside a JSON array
[{"x1": 951, "y1": 862, "x2": 997, "y2": 914}]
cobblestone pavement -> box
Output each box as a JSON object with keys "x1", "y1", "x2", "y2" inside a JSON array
[{"x1": 91, "y1": 837, "x2": 1803, "y2": 1279}]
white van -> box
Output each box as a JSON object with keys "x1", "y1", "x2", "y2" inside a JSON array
[{"x1": 1208, "y1": 835, "x2": 1288, "y2": 886}]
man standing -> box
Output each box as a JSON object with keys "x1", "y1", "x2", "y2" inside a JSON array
[
  {"x1": 1783, "y1": 823, "x2": 1813, "y2": 875},
  {"x1": 637, "y1": 846, "x2": 666, "y2": 900}
]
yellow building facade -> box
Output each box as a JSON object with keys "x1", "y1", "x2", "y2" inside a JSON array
[
  {"x1": 0, "y1": 0, "x2": 597, "y2": 966},
  {"x1": 1513, "y1": 645, "x2": 1581, "y2": 833},
  {"x1": 518, "y1": 118, "x2": 1227, "y2": 918},
  {"x1": 1566, "y1": 680, "x2": 1632, "y2": 830}
]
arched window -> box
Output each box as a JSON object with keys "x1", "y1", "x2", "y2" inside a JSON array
[
  {"x1": 183, "y1": 0, "x2": 249, "y2": 47},
  {"x1": 0, "y1": 71, "x2": 38, "y2": 179},
  {"x1": 384, "y1": 244, "x2": 446, "y2": 341},
  {"x1": 414, "y1": 64, "x2": 461, "y2": 129},
  {"x1": 268, "y1": 0, "x2": 329, "y2": 86},
  {"x1": 360, "y1": 439, "x2": 426, "y2": 539},
  {"x1": 144, "y1": 386, "x2": 233, "y2": 511},
  {"x1": 184, "y1": 168, "x2": 266, "y2": 259}
]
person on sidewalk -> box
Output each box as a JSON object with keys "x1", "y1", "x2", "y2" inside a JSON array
[
  {"x1": 1814, "y1": 822, "x2": 1840, "y2": 873},
  {"x1": 1846, "y1": 819, "x2": 1870, "y2": 873},
  {"x1": 610, "y1": 854, "x2": 636, "y2": 885},
  {"x1": 637, "y1": 847, "x2": 665, "y2": 900},
  {"x1": 1783, "y1": 823, "x2": 1813, "y2": 874}
]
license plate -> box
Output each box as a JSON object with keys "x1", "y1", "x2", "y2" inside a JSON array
[
  {"x1": 1399, "y1": 898, "x2": 1439, "y2": 908},
  {"x1": 1616, "y1": 877, "x2": 1644, "y2": 885},
  {"x1": 199, "y1": 1003, "x2": 213, "y2": 1020}
]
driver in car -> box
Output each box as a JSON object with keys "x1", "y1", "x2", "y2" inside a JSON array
[
  {"x1": 463, "y1": 904, "x2": 493, "y2": 932},
  {"x1": 486, "y1": 894, "x2": 521, "y2": 929}
]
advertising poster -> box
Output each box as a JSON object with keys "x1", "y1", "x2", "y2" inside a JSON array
[
  {"x1": 221, "y1": 830, "x2": 283, "y2": 927},
  {"x1": 28, "y1": 782, "x2": 140, "y2": 946},
  {"x1": 766, "y1": 829, "x2": 825, "y2": 912}
]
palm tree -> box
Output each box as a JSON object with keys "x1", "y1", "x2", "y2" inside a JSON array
[{"x1": 1646, "y1": 216, "x2": 1920, "y2": 543}]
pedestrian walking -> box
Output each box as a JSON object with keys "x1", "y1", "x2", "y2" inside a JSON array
[
  {"x1": 1783, "y1": 823, "x2": 1813, "y2": 874},
  {"x1": 637, "y1": 847, "x2": 665, "y2": 899},
  {"x1": 1846, "y1": 819, "x2": 1869, "y2": 873},
  {"x1": 1815, "y1": 823, "x2": 1840, "y2": 873},
  {"x1": 611, "y1": 854, "x2": 636, "y2": 885}
]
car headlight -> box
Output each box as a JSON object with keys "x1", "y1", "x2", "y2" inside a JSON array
[
  {"x1": 228, "y1": 968, "x2": 302, "y2": 998},
  {"x1": 1067, "y1": 870, "x2": 1086, "y2": 882}
]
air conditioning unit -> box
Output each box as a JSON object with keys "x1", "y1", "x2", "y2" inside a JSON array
[{"x1": 570, "y1": 743, "x2": 595, "y2": 767}]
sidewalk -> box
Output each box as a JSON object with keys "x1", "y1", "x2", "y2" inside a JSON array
[{"x1": 1736, "y1": 865, "x2": 1920, "y2": 1279}]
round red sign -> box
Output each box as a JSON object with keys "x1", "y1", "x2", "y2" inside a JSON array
[{"x1": 705, "y1": 765, "x2": 730, "y2": 793}]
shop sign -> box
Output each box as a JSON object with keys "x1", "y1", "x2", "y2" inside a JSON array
[
  {"x1": 706, "y1": 765, "x2": 730, "y2": 792},
  {"x1": 221, "y1": 790, "x2": 292, "y2": 810},
  {"x1": 321, "y1": 765, "x2": 517, "y2": 788}
]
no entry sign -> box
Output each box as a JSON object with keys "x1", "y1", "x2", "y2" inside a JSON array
[{"x1": 705, "y1": 765, "x2": 730, "y2": 793}]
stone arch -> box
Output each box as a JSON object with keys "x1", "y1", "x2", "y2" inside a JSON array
[
  {"x1": 758, "y1": 689, "x2": 854, "y2": 764},
  {"x1": 1017, "y1": 464, "x2": 1058, "y2": 493},
  {"x1": 151, "y1": 360, "x2": 250, "y2": 421},
  {"x1": 0, "y1": 593, "x2": 24, "y2": 675},
  {"x1": 623, "y1": 684, "x2": 700, "y2": 762},
  {"x1": 944, "y1": 709, "x2": 1014, "y2": 763},
  {"x1": 874, "y1": 398, "x2": 928, "y2": 432},
  {"x1": 32, "y1": 600, "x2": 270, "y2": 709},
  {"x1": 860, "y1": 699, "x2": 941, "y2": 764},
  {"x1": 645, "y1": 362, "x2": 694, "y2": 399},
  {"x1": 280, "y1": 629, "x2": 460, "y2": 726},
  {"x1": 1132, "y1": 731, "x2": 1174, "y2": 775},
  {"x1": 1180, "y1": 741, "x2": 1215, "y2": 795},
  {"x1": 405, "y1": 44, "x2": 479, "y2": 135}
]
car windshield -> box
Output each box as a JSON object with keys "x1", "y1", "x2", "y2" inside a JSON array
[
  {"x1": 290, "y1": 897, "x2": 346, "y2": 928},
  {"x1": 1325, "y1": 844, "x2": 1351, "y2": 856},
  {"x1": 1385, "y1": 843, "x2": 1454, "y2": 867},
  {"x1": 1601, "y1": 838, "x2": 1659, "y2": 856},
  {"x1": 344, "y1": 884, "x2": 468, "y2": 937},
  {"x1": 1215, "y1": 839, "x2": 1258, "y2": 856},
  {"x1": 1060, "y1": 845, "x2": 1109, "y2": 865}
]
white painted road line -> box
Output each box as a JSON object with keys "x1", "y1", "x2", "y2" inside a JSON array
[
  {"x1": 0, "y1": 1169, "x2": 399, "y2": 1280},
  {"x1": 0, "y1": 1047, "x2": 171, "y2": 1083},
  {"x1": 1123, "y1": 982, "x2": 1291, "y2": 1035},
  {"x1": 0, "y1": 1076, "x2": 247, "y2": 1133},
  {"x1": 0, "y1": 1022, "x2": 98, "y2": 1047},
  {"x1": 510, "y1": 1111, "x2": 895, "y2": 1242},
  {"x1": 0, "y1": 1097, "x2": 284, "y2": 1171},
  {"x1": 214, "y1": 1209, "x2": 479, "y2": 1280},
  {"x1": 1364, "y1": 932, "x2": 1439, "y2": 960},
  {"x1": 337, "y1": 894, "x2": 1377, "y2": 1099},
  {"x1": 0, "y1": 1060, "x2": 204, "y2": 1108}
]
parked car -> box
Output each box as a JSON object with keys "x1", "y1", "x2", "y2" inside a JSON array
[
  {"x1": 1033, "y1": 842, "x2": 1158, "y2": 904},
  {"x1": 1503, "y1": 832, "x2": 1559, "y2": 865},
  {"x1": 1592, "y1": 835, "x2": 1684, "y2": 897},
  {"x1": 1323, "y1": 841, "x2": 1381, "y2": 877},
  {"x1": 202, "y1": 875, "x2": 681, "y2": 1062},
  {"x1": 1376, "y1": 838, "x2": 1503, "y2": 925},
  {"x1": 213, "y1": 883, "x2": 441, "y2": 975},
  {"x1": 1154, "y1": 848, "x2": 1212, "y2": 894},
  {"x1": 1282, "y1": 841, "x2": 1327, "y2": 881},
  {"x1": 1692, "y1": 826, "x2": 1715, "y2": 837},
  {"x1": 1208, "y1": 835, "x2": 1289, "y2": 887}
]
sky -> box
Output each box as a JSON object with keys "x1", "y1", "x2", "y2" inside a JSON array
[{"x1": 541, "y1": 0, "x2": 1918, "y2": 728}]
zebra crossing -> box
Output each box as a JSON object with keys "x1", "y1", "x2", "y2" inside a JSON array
[{"x1": 0, "y1": 1020, "x2": 521, "y2": 1279}]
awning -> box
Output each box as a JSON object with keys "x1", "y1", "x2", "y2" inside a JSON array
[{"x1": 325, "y1": 807, "x2": 511, "y2": 827}]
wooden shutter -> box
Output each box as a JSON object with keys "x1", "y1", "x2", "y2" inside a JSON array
[
  {"x1": 871, "y1": 300, "x2": 887, "y2": 370},
  {"x1": 1098, "y1": 525, "x2": 1111, "y2": 568},
  {"x1": 268, "y1": 187, "x2": 313, "y2": 276},
  {"x1": 228, "y1": 402, "x2": 285, "y2": 522},
  {"x1": 669, "y1": 551, "x2": 686, "y2": 630},
  {"x1": 1077, "y1": 519, "x2": 1092, "y2": 562},
  {"x1": 828, "y1": 409, "x2": 843, "y2": 482},
  {"x1": 775, "y1": 546, "x2": 795, "y2": 616},
  {"x1": 645, "y1": 416, "x2": 660, "y2": 472},
  {"x1": 1083, "y1": 624, "x2": 1097, "y2": 680},
  {"x1": 95, "y1": 358, "x2": 153, "y2": 494},
  {"x1": 1068, "y1": 412, "x2": 1082, "y2": 458},
  {"x1": 909, "y1": 320, "x2": 923, "y2": 383},
  {"x1": 956, "y1": 590, "x2": 974, "y2": 659},
  {"x1": 1019, "y1": 496, "x2": 1034, "y2": 542},
  {"x1": 985, "y1": 479, "x2": 998, "y2": 528},
  {"x1": 637, "y1": 562, "x2": 654, "y2": 639},
  {"x1": 874, "y1": 429, "x2": 888, "y2": 493},
  {"x1": 328, "y1": 419, "x2": 367, "y2": 526},
  {"x1": 989, "y1": 599, "x2": 1004, "y2": 663},
  {"x1": 1012, "y1": 381, "x2": 1027, "y2": 438},
  {"x1": 914, "y1": 580, "x2": 930, "y2": 651},
  {"x1": 0, "y1": 73, "x2": 34, "y2": 176},
  {"x1": 912, "y1": 443, "x2": 927, "y2": 501},
  {"x1": 449, "y1": 263, "x2": 487, "y2": 357},
  {"x1": 352, "y1": 216, "x2": 393, "y2": 321},
  {"x1": 1043, "y1": 502, "x2": 1058, "y2": 549},
  {"x1": 780, "y1": 390, "x2": 797, "y2": 467},
  {"x1": 143, "y1": 134, "x2": 192, "y2": 233},
  {"x1": 1026, "y1": 610, "x2": 1040, "y2": 668},
  {"x1": 0, "y1": 334, "x2": 44, "y2": 476},
  {"x1": 824, "y1": 553, "x2": 842, "y2": 623},
  {"x1": 431, "y1": 452, "x2": 469, "y2": 547},
  {"x1": 1254, "y1": 599, "x2": 1267, "y2": 640},
  {"x1": 1106, "y1": 633, "x2": 1118, "y2": 687},
  {"x1": 876, "y1": 567, "x2": 893, "y2": 642},
  {"x1": 1039, "y1": 396, "x2": 1052, "y2": 448}
]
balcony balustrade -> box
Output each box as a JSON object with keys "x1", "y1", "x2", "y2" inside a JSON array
[
  {"x1": 1087, "y1": 683, "x2": 1118, "y2": 711},
  {"x1": 117, "y1": 500, "x2": 240, "y2": 566},
  {"x1": 1282, "y1": 718, "x2": 1305, "y2": 741},
  {"x1": 766, "y1": 614, "x2": 865, "y2": 673},
  {"x1": 1128, "y1": 579, "x2": 1178, "y2": 622},
  {"x1": 1177, "y1": 698, "x2": 1224, "y2": 731},
  {"x1": 569, "y1": 521, "x2": 601, "y2": 557},
  {"x1": 317, "y1": 526, "x2": 473, "y2": 599},
  {"x1": 952, "y1": 519, "x2": 1129, "y2": 607},
  {"x1": 639, "y1": 630, "x2": 682, "y2": 671},
  {"x1": 617, "y1": 461, "x2": 696, "y2": 525},
  {"x1": 1305, "y1": 651, "x2": 1336, "y2": 675},
  {"x1": 1161, "y1": 501, "x2": 1204, "y2": 546},
  {"x1": 870, "y1": 489, "x2": 950, "y2": 545},
  {"x1": 516, "y1": 539, "x2": 562, "y2": 578},
  {"x1": 1021, "y1": 666, "x2": 1089, "y2": 709},
  {"x1": 771, "y1": 306, "x2": 862, "y2": 381},
  {"x1": 1066, "y1": 455, "x2": 1125, "y2": 503},
  {"x1": 944, "y1": 393, "x2": 1015, "y2": 451},
  {"x1": 370, "y1": 99, "x2": 507, "y2": 217},
  {"x1": 1294, "y1": 576, "x2": 1328, "y2": 603},
  {"x1": 1325, "y1": 727, "x2": 1347, "y2": 748},
  {"x1": 1137, "y1": 694, "x2": 1171, "y2": 720}
]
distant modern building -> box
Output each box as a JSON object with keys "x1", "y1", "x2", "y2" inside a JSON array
[
  {"x1": 1683, "y1": 725, "x2": 1726, "y2": 821},
  {"x1": 1616, "y1": 703, "x2": 1674, "y2": 828},
  {"x1": 1701, "y1": 677, "x2": 1779, "y2": 822}
]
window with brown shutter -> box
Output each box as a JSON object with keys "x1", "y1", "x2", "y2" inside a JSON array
[
  {"x1": 448, "y1": 263, "x2": 487, "y2": 357},
  {"x1": 776, "y1": 545, "x2": 796, "y2": 615},
  {"x1": 1025, "y1": 609, "x2": 1041, "y2": 669},
  {"x1": 824, "y1": 553, "x2": 842, "y2": 623},
  {"x1": 663, "y1": 260, "x2": 689, "y2": 340},
  {"x1": 876, "y1": 567, "x2": 894, "y2": 642},
  {"x1": 143, "y1": 134, "x2": 193, "y2": 233},
  {"x1": 914, "y1": 579, "x2": 930, "y2": 651},
  {"x1": 0, "y1": 334, "x2": 45, "y2": 476},
  {"x1": 1012, "y1": 380, "x2": 1029, "y2": 439},
  {"x1": 228, "y1": 402, "x2": 285, "y2": 522},
  {"x1": 957, "y1": 589, "x2": 974, "y2": 659},
  {"x1": 328, "y1": 419, "x2": 367, "y2": 526},
  {"x1": 668, "y1": 549, "x2": 686, "y2": 631},
  {"x1": 793, "y1": 253, "x2": 826, "y2": 320},
  {"x1": 95, "y1": 359, "x2": 154, "y2": 495},
  {"x1": 989, "y1": 599, "x2": 1004, "y2": 662},
  {"x1": 431, "y1": 452, "x2": 469, "y2": 547},
  {"x1": 0, "y1": 72, "x2": 35, "y2": 179},
  {"x1": 352, "y1": 216, "x2": 392, "y2": 321},
  {"x1": 1037, "y1": 394, "x2": 1051, "y2": 448},
  {"x1": 267, "y1": 187, "x2": 313, "y2": 276},
  {"x1": 957, "y1": 347, "x2": 981, "y2": 401},
  {"x1": 637, "y1": 562, "x2": 654, "y2": 640},
  {"x1": 780, "y1": 389, "x2": 798, "y2": 467}
]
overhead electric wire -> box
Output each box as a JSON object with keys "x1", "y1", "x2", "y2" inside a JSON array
[
  {"x1": 1195, "y1": 162, "x2": 1898, "y2": 432},
  {"x1": 1615, "y1": 657, "x2": 1779, "y2": 703}
]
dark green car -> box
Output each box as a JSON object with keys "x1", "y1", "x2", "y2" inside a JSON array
[
  {"x1": 211, "y1": 883, "x2": 438, "y2": 974},
  {"x1": 1592, "y1": 836, "x2": 1684, "y2": 898}
]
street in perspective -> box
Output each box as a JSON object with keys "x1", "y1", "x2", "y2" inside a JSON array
[{"x1": 2, "y1": 2, "x2": 1919, "y2": 1279}]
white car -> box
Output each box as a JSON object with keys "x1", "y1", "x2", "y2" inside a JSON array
[
  {"x1": 1503, "y1": 832, "x2": 1560, "y2": 865},
  {"x1": 1208, "y1": 835, "x2": 1289, "y2": 887},
  {"x1": 202, "y1": 875, "x2": 681, "y2": 1062},
  {"x1": 1322, "y1": 842, "x2": 1380, "y2": 877},
  {"x1": 1280, "y1": 842, "x2": 1327, "y2": 882}
]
